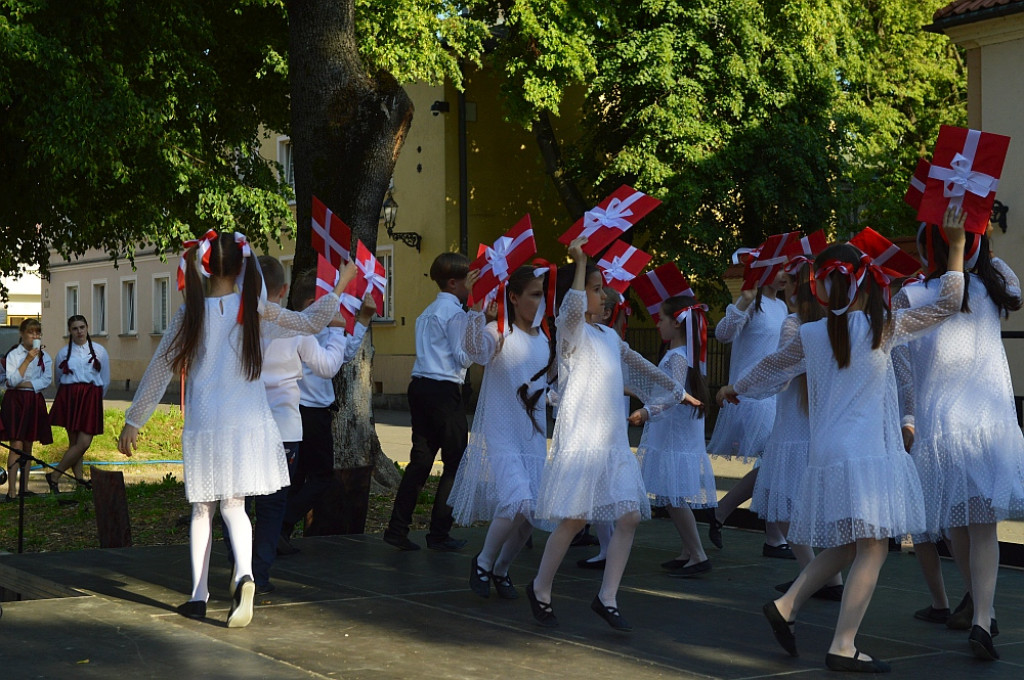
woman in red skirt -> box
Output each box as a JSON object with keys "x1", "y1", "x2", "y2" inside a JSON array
[
  {"x1": 47, "y1": 315, "x2": 110, "y2": 491},
  {"x1": 2, "y1": 318, "x2": 53, "y2": 501}
]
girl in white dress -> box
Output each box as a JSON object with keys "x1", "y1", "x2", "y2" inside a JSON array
[
  {"x1": 707, "y1": 277, "x2": 789, "y2": 552},
  {"x1": 527, "y1": 237, "x2": 697, "y2": 631},
  {"x1": 118, "y1": 231, "x2": 355, "y2": 628},
  {"x1": 630, "y1": 294, "x2": 715, "y2": 576},
  {"x1": 719, "y1": 208, "x2": 966, "y2": 672},
  {"x1": 449, "y1": 266, "x2": 552, "y2": 600},
  {"x1": 893, "y1": 223, "x2": 1024, "y2": 660}
]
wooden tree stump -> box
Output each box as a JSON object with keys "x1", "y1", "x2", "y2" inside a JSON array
[
  {"x1": 90, "y1": 468, "x2": 132, "y2": 548},
  {"x1": 305, "y1": 465, "x2": 374, "y2": 536}
]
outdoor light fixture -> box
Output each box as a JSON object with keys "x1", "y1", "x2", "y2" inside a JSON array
[
  {"x1": 430, "y1": 100, "x2": 450, "y2": 116},
  {"x1": 381, "y1": 187, "x2": 421, "y2": 251},
  {"x1": 992, "y1": 199, "x2": 1009, "y2": 233}
]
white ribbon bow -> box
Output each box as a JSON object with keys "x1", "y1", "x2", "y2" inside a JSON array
[
  {"x1": 600, "y1": 253, "x2": 636, "y2": 284},
  {"x1": 580, "y1": 191, "x2": 644, "y2": 239},
  {"x1": 482, "y1": 229, "x2": 534, "y2": 283},
  {"x1": 233, "y1": 232, "x2": 268, "y2": 314},
  {"x1": 927, "y1": 130, "x2": 999, "y2": 211},
  {"x1": 357, "y1": 255, "x2": 387, "y2": 295}
]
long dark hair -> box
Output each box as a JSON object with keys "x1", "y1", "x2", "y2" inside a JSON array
[
  {"x1": 814, "y1": 244, "x2": 889, "y2": 369},
  {"x1": 60, "y1": 315, "x2": 101, "y2": 375},
  {"x1": 508, "y1": 266, "x2": 549, "y2": 433},
  {"x1": 920, "y1": 224, "x2": 1021, "y2": 317},
  {"x1": 167, "y1": 232, "x2": 264, "y2": 381},
  {"x1": 787, "y1": 261, "x2": 823, "y2": 412},
  {"x1": 660, "y1": 295, "x2": 710, "y2": 418}
]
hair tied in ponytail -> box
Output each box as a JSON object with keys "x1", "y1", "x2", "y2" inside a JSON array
[
  {"x1": 233, "y1": 232, "x2": 268, "y2": 324},
  {"x1": 177, "y1": 230, "x2": 219, "y2": 290}
]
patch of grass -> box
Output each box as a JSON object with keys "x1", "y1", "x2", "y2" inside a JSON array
[{"x1": 34, "y1": 408, "x2": 185, "y2": 464}]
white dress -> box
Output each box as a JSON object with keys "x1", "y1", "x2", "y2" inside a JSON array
[
  {"x1": 636, "y1": 347, "x2": 717, "y2": 509},
  {"x1": 750, "y1": 314, "x2": 810, "y2": 523},
  {"x1": 448, "y1": 314, "x2": 551, "y2": 526},
  {"x1": 708, "y1": 296, "x2": 788, "y2": 460},
  {"x1": 895, "y1": 260, "x2": 1024, "y2": 532},
  {"x1": 535, "y1": 289, "x2": 687, "y2": 522},
  {"x1": 735, "y1": 272, "x2": 965, "y2": 548},
  {"x1": 125, "y1": 293, "x2": 340, "y2": 503}
]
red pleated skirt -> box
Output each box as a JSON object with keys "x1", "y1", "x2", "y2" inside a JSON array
[
  {"x1": 0, "y1": 389, "x2": 53, "y2": 444},
  {"x1": 49, "y1": 383, "x2": 105, "y2": 435}
]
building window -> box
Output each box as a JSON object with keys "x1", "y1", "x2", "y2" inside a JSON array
[
  {"x1": 91, "y1": 281, "x2": 107, "y2": 335},
  {"x1": 121, "y1": 278, "x2": 137, "y2": 335},
  {"x1": 375, "y1": 247, "x2": 394, "y2": 322},
  {"x1": 153, "y1": 275, "x2": 170, "y2": 334},
  {"x1": 65, "y1": 283, "x2": 80, "y2": 319},
  {"x1": 281, "y1": 256, "x2": 294, "y2": 294},
  {"x1": 277, "y1": 136, "x2": 295, "y2": 201}
]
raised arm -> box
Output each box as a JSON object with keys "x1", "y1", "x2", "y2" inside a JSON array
[
  {"x1": 297, "y1": 328, "x2": 350, "y2": 379},
  {"x1": 715, "y1": 290, "x2": 755, "y2": 343},
  {"x1": 463, "y1": 311, "x2": 501, "y2": 366},
  {"x1": 722, "y1": 330, "x2": 806, "y2": 403},
  {"x1": 261, "y1": 293, "x2": 342, "y2": 340}
]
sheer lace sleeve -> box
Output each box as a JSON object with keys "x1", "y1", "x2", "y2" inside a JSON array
[
  {"x1": 463, "y1": 311, "x2": 500, "y2": 366},
  {"x1": 620, "y1": 340, "x2": 687, "y2": 407},
  {"x1": 556, "y1": 289, "x2": 587, "y2": 357},
  {"x1": 884, "y1": 271, "x2": 964, "y2": 350},
  {"x1": 645, "y1": 351, "x2": 690, "y2": 421},
  {"x1": 992, "y1": 257, "x2": 1021, "y2": 300},
  {"x1": 260, "y1": 293, "x2": 340, "y2": 341},
  {"x1": 734, "y1": 331, "x2": 806, "y2": 399},
  {"x1": 715, "y1": 303, "x2": 750, "y2": 343},
  {"x1": 889, "y1": 289, "x2": 915, "y2": 427},
  {"x1": 125, "y1": 305, "x2": 184, "y2": 428}
]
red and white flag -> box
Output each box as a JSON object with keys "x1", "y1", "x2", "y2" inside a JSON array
[
  {"x1": 468, "y1": 216, "x2": 537, "y2": 333},
  {"x1": 783, "y1": 229, "x2": 828, "y2": 258},
  {"x1": 312, "y1": 195, "x2": 352, "y2": 268},
  {"x1": 596, "y1": 241, "x2": 652, "y2": 294},
  {"x1": 558, "y1": 185, "x2": 661, "y2": 256},
  {"x1": 904, "y1": 158, "x2": 930, "y2": 212},
  {"x1": 733, "y1": 231, "x2": 812, "y2": 291},
  {"x1": 849, "y1": 227, "x2": 921, "y2": 278},
  {"x1": 632, "y1": 263, "x2": 692, "y2": 321},
  {"x1": 314, "y1": 254, "x2": 341, "y2": 304},
  {"x1": 339, "y1": 241, "x2": 386, "y2": 333}
]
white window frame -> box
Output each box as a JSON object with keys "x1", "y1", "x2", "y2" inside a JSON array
[
  {"x1": 277, "y1": 136, "x2": 295, "y2": 203},
  {"x1": 120, "y1": 276, "x2": 138, "y2": 336},
  {"x1": 280, "y1": 254, "x2": 294, "y2": 296},
  {"x1": 65, "y1": 282, "x2": 80, "y2": 320},
  {"x1": 374, "y1": 246, "x2": 395, "y2": 322},
  {"x1": 91, "y1": 279, "x2": 108, "y2": 335},
  {"x1": 152, "y1": 274, "x2": 171, "y2": 334}
]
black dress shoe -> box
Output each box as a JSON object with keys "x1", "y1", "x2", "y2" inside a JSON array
[
  {"x1": 968, "y1": 625, "x2": 999, "y2": 660},
  {"x1": 763, "y1": 601, "x2": 798, "y2": 657},
  {"x1": 491, "y1": 571, "x2": 518, "y2": 600},
  {"x1": 470, "y1": 554, "x2": 490, "y2": 598},
  {"x1": 45, "y1": 472, "x2": 60, "y2": 494},
  {"x1": 913, "y1": 605, "x2": 950, "y2": 623},
  {"x1": 383, "y1": 532, "x2": 421, "y2": 551},
  {"x1": 667, "y1": 559, "x2": 711, "y2": 577},
  {"x1": 707, "y1": 512, "x2": 724, "y2": 549},
  {"x1": 661, "y1": 558, "x2": 689, "y2": 571},
  {"x1": 590, "y1": 595, "x2": 633, "y2": 631},
  {"x1": 526, "y1": 582, "x2": 558, "y2": 628},
  {"x1": 427, "y1": 537, "x2": 467, "y2": 551},
  {"x1": 762, "y1": 543, "x2": 796, "y2": 559},
  {"x1": 577, "y1": 557, "x2": 606, "y2": 570},
  {"x1": 946, "y1": 591, "x2": 972, "y2": 629},
  {"x1": 227, "y1": 575, "x2": 255, "y2": 628},
  {"x1": 824, "y1": 651, "x2": 891, "y2": 673},
  {"x1": 176, "y1": 600, "x2": 207, "y2": 619}
]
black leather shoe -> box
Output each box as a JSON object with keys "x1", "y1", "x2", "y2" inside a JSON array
[
  {"x1": 667, "y1": 559, "x2": 711, "y2": 577},
  {"x1": 707, "y1": 512, "x2": 724, "y2": 549},
  {"x1": 526, "y1": 582, "x2": 558, "y2": 628},
  {"x1": 590, "y1": 595, "x2": 633, "y2": 631},
  {"x1": 176, "y1": 600, "x2": 207, "y2": 619},
  {"x1": 45, "y1": 472, "x2": 60, "y2": 494},
  {"x1": 946, "y1": 591, "x2": 972, "y2": 629},
  {"x1": 762, "y1": 543, "x2": 796, "y2": 559},
  {"x1": 968, "y1": 625, "x2": 999, "y2": 660},
  {"x1": 577, "y1": 557, "x2": 606, "y2": 570},
  {"x1": 763, "y1": 601, "x2": 798, "y2": 657},
  {"x1": 227, "y1": 575, "x2": 255, "y2": 628},
  {"x1": 469, "y1": 554, "x2": 490, "y2": 598},
  {"x1": 661, "y1": 558, "x2": 689, "y2": 571},
  {"x1": 913, "y1": 605, "x2": 950, "y2": 623},
  {"x1": 491, "y1": 571, "x2": 518, "y2": 600},
  {"x1": 824, "y1": 651, "x2": 891, "y2": 673},
  {"x1": 383, "y1": 532, "x2": 421, "y2": 551},
  {"x1": 427, "y1": 537, "x2": 467, "y2": 551},
  {"x1": 255, "y1": 582, "x2": 276, "y2": 596}
]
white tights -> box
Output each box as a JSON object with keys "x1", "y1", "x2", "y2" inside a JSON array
[
  {"x1": 188, "y1": 497, "x2": 252, "y2": 602},
  {"x1": 477, "y1": 513, "x2": 534, "y2": 577}
]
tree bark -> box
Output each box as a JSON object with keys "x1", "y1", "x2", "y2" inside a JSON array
[
  {"x1": 532, "y1": 110, "x2": 589, "y2": 222},
  {"x1": 288, "y1": 0, "x2": 407, "y2": 521}
]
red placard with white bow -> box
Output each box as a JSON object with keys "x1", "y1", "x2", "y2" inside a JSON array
[
  {"x1": 783, "y1": 229, "x2": 828, "y2": 258},
  {"x1": 312, "y1": 195, "x2": 352, "y2": 268},
  {"x1": 558, "y1": 185, "x2": 661, "y2": 256},
  {"x1": 733, "y1": 231, "x2": 805, "y2": 291},
  {"x1": 632, "y1": 263, "x2": 692, "y2": 321},
  {"x1": 469, "y1": 214, "x2": 537, "y2": 304},
  {"x1": 596, "y1": 241, "x2": 652, "y2": 294},
  {"x1": 918, "y1": 125, "x2": 1011, "y2": 234},
  {"x1": 849, "y1": 227, "x2": 921, "y2": 278},
  {"x1": 904, "y1": 158, "x2": 930, "y2": 212},
  {"x1": 339, "y1": 241, "x2": 386, "y2": 334},
  {"x1": 314, "y1": 254, "x2": 341, "y2": 305}
]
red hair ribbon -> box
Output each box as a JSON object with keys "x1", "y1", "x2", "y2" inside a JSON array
[
  {"x1": 674, "y1": 303, "x2": 709, "y2": 375},
  {"x1": 177, "y1": 229, "x2": 219, "y2": 291},
  {"x1": 530, "y1": 258, "x2": 558, "y2": 337},
  {"x1": 233, "y1": 232, "x2": 267, "y2": 324},
  {"x1": 784, "y1": 255, "x2": 813, "y2": 274},
  {"x1": 858, "y1": 254, "x2": 893, "y2": 309},
  {"x1": 814, "y1": 259, "x2": 861, "y2": 315},
  {"x1": 610, "y1": 292, "x2": 631, "y2": 339},
  {"x1": 902, "y1": 272, "x2": 927, "y2": 289}
]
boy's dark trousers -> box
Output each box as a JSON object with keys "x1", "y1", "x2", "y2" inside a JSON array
[
  {"x1": 282, "y1": 405, "x2": 334, "y2": 534},
  {"x1": 386, "y1": 377, "x2": 467, "y2": 543}
]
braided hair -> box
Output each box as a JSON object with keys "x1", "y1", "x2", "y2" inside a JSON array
[{"x1": 62, "y1": 315, "x2": 101, "y2": 375}]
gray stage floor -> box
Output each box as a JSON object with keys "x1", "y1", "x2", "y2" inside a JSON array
[{"x1": 1, "y1": 521, "x2": 1022, "y2": 679}]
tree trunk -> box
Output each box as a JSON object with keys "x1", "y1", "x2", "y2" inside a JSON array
[
  {"x1": 288, "y1": 0, "x2": 408, "y2": 531},
  {"x1": 532, "y1": 110, "x2": 588, "y2": 222}
]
